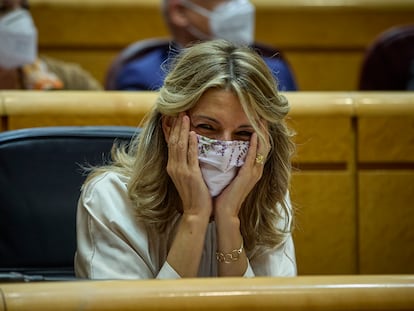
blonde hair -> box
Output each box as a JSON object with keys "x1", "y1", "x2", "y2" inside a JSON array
[{"x1": 86, "y1": 39, "x2": 295, "y2": 253}]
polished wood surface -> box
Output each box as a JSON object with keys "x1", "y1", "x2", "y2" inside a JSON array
[
  {"x1": 3, "y1": 91, "x2": 412, "y2": 118},
  {"x1": 28, "y1": 0, "x2": 414, "y2": 7},
  {"x1": 28, "y1": 0, "x2": 414, "y2": 90},
  {"x1": 359, "y1": 173, "x2": 414, "y2": 274},
  {"x1": 354, "y1": 92, "x2": 414, "y2": 116},
  {"x1": 353, "y1": 93, "x2": 414, "y2": 274},
  {"x1": 1, "y1": 91, "x2": 157, "y2": 130},
  {"x1": 292, "y1": 172, "x2": 356, "y2": 274},
  {"x1": 1, "y1": 276, "x2": 414, "y2": 311},
  {"x1": 2, "y1": 91, "x2": 156, "y2": 115}
]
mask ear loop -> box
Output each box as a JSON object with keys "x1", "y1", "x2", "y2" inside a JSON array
[
  {"x1": 180, "y1": 0, "x2": 214, "y2": 41},
  {"x1": 180, "y1": 0, "x2": 212, "y2": 18}
]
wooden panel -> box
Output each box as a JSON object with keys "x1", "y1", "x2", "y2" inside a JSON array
[
  {"x1": 29, "y1": 0, "x2": 414, "y2": 90},
  {"x1": 252, "y1": 0, "x2": 414, "y2": 11},
  {"x1": 2, "y1": 91, "x2": 158, "y2": 130},
  {"x1": 291, "y1": 171, "x2": 356, "y2": 275},
  {"x1": 287, "y1": 93, "x2": 356, "y2": 274},
  {"x1": 358, "y1": 117, "x2": 414, "y2": 163},
  {"x1": 255, "y1": 9, "x2": 414, "y2": 49},
  {"x1": 284, "y1": 92, "x2": 354, "y2": 164},
  {"x1": 2, "y1": 91, "x2": 157, "y2": 115},
  {"x1": 359, "y1": 172, "x2": 414, "y2": 274},
  {"x1": 3, "y1": 276, "x2": 413, "y2": 311},
  {"x1": 289, "y1": 116, "x2": 353, "y2": 163},
  {"x1": 355, "y1": 92, "x2": 414, "y2": 116},
  {"x1": 287, "y1": 51, "x2": 363, "y2": 91},
  {"x1": 356, "y1": 93, "x2": 414, "y2": 274},
  {"x1": 356, "y1": 93, "x2": 414, "y2": 162},
  {"x1": 31, "y1": 3, "x2": 168, "y2": 46},
  {"x1": 30, "y1": 0, "x2": 414, "y2": 48}
]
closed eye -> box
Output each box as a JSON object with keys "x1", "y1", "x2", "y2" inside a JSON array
[
  {"x1": 236, "y1": 131, "x2": 253, "y2": 138},
  {"x1": 197, "y1": 124, "x2": 214, "y2": 130}
]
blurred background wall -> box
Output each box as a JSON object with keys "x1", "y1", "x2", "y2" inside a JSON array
[{"x1": 29, "y1": 0, "x2": 414, "y2": 90}]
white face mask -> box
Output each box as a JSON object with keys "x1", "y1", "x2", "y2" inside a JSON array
[
  {"x1": 182, "y1": 0, "x2": 255, "y2": 45},
  {"x1": 197, "y1": 134, "x2": 249, "y2": 197},
  {"x1": 0, "y1": 9, "x2": 37, "y2": 69}
]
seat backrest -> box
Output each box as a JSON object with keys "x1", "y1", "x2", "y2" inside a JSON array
[
  {"x1": 359, "y1": 24, "x2": 414, "y2": 90},
  {"x1": 105, "y1": 38, "x2": 171, "y2": 90},
  {"x1": 252, "y1": 41, "x2": 286, "y2": 61},
  {"x1": 104, "y1": 37, "x2": 288, "y2": 90},
  {"x1": 0, "y1": 126, "x2": 138, "y2": 281}
]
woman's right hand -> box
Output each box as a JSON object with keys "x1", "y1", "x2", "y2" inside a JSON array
[
  {"x1": 165, "y1": 113, "x2": 212, "y2": 277},
  {"x1": 166, "y1": 113, "x2": 212, "y2": 219}
]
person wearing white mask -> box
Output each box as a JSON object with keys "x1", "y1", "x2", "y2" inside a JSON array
[
  {"x1": 75, "y1": 39, "x2": 297, "y2": 279},
  {"x1": 112, "y1": 0, "x2": 297, "y2": 91},
  {"x1": 177, "y1": 0, "x2": 255, "y2": 45},
  {"x1": 0, "y1": 0, "x2": 102, "y2": 90}
]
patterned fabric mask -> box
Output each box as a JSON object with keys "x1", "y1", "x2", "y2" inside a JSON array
[{"x1": 197, "y1": 134, "x2": 249, "y2": 197}]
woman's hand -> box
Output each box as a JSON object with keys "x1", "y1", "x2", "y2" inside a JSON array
[
  {"x1": 214, "y1": 131, "x2": 269, "y2": 221},
  {"x1": 213, "y1": 131, "x2": 269, "y2": 277},
  {"x1": 166, "y1": 113, "x2": 212, "y2": 219},
  {"x1": 165, "y1": 113, "x2": 212, "y2": 277}
]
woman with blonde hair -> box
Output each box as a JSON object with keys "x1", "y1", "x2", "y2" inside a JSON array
[{"x1": 75, "y1": 39, "x2": 296, "y2": 279}]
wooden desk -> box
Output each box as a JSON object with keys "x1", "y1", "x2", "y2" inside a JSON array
[
  {"x1": 1, "y1": 91, "x2": 413, "y2": 275},
  {"x1": 354, "y1": 93, "x2": 414, "y2": 274},
  {"x1": 1, "y1": 276, "x2": 414, "y2": 311},
  {"x1": 0, "y1": 91, "x2": 157, "y2": 130}
]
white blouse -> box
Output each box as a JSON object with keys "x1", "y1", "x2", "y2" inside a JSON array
[{"x1": 74, "y1": 172, "x2": 297, "y2": 279}]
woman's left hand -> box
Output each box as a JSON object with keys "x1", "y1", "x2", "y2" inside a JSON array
[
  {"x1": 214, "y1": 131, "x2": 269, "y2": 222},
  {"x1": 213, "y1": 131, "x2": 269, "y2": 277}
]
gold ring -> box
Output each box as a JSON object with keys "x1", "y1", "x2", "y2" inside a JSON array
[{"x1": 255, "y1": 153, "x2": 265, "y2": 165}]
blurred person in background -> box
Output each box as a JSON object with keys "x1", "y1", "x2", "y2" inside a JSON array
[
  {"x1": 0, "y1": 0, "x2": 102, "y2": 90},
  {"x1": 114, "y1": 0, "x2": 297, "y2": 92},
  {"x1": 359, "y1": 24, "x2": 414, "y2": 91}
]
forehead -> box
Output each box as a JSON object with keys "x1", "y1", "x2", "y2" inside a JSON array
[{"x1": 190, "y1": 88, "x2": 250, "y2": 122}]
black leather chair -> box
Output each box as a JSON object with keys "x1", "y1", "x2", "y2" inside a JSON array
[{"x1": 0, "y1": 126, "x2": 138, "y2": 281}]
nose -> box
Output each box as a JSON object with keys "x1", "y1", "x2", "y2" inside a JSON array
[{"x1": 219, "y1": 132, "x2": 233, "y2": 141}]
